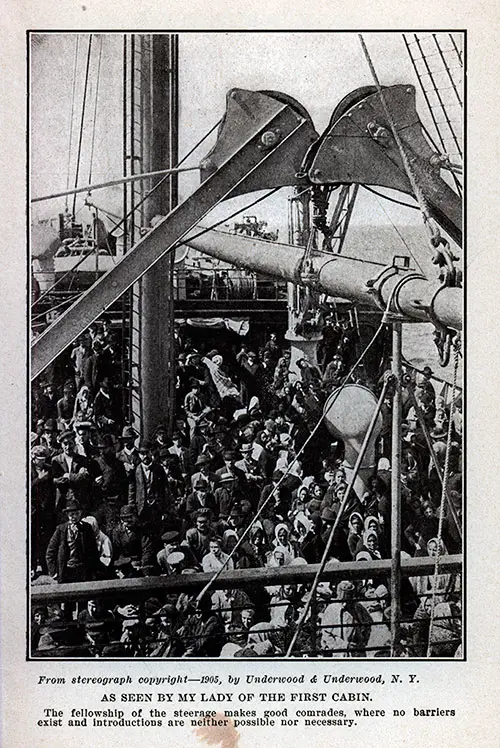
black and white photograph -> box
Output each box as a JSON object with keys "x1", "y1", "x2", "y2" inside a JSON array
[{"x1": 28, "y1": 31, "x2": 464, "y2": 661}]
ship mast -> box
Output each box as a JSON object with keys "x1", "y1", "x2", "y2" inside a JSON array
[{"x1": 123, "y1": 34, "x2": 179, "y2": 436}]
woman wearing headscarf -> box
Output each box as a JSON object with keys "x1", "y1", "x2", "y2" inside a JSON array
[
  {"x1": 293, "y1": 511, "x2": 312, "y2": 544},
  {"x1": 356, "y1": 529, "x2": 382, "y2": 562},
  {"x1": 241, "y1": 523, "x2": 269, "y2": 568},
  {"x1": 355, "y1": 515, "x2": 386, "y2": 558},
  {"x1": 355, "y1": 527, "x2": 387, "y2": 590},
  {"x1": 220, "y1": 529, "x2": 250, "y2": 569},
  {"x1": 291, "y1": 482, "x2": 310, "y2": 515},
  {"x1": 411, "y1": 537, "x2": 456, "y2": 604},
  {"x1": 347, "y1": 511, "x2": 364, "y2": 560},
  {"x1": 272, "y1": 523, "x2": 298, "y2": 560}
]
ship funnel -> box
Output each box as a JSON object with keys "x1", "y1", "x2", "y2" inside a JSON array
[{"x1": 323, "y1": 384, "x2": 384, "y2": 498}]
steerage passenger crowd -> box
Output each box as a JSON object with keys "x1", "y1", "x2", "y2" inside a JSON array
[{"x1": 30, "y1": 316, "x2": 462, "y2": 657}]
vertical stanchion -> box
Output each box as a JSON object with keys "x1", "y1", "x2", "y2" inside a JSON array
[
  {"x1": 390, "y1": 319, "x2": 403, "y2": 655},
  {"x1": 310, "y1": 590, "x2": 318, "y2": 657}
]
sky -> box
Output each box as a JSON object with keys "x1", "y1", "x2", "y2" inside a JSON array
[
  {"x1": 29, "y1": 30, "x2": 463, "y2": 381},
  {"x1": 30, "y1": 31, "x2": 463, "y2": 260}
]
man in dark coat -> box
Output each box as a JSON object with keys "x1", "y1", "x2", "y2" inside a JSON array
[
  {"x1": 111, "y1": 505, "x2": 156, "y2": 573},
  {"x1": 128, "y1": 442, "x2": 166, "y2": 518},
  {"x1": 116, "y1": 425, "x2": 140, "y2": 484},
  {"x1": 93, "y1": 433, "x2": 129, "y2": 535},
  {"x1": 51, "y1": 430, "x2": 98, "y2": 517},
  {"x1": 181, "y1": 596, "x2": 226, "y2": 657},
  {"x1": 31, "y1": 444, "x2": 56, "y2": 575},
  {"x1": 45, "y1": 496, "x2": 100, "y2": 583},
  {"x1": 215, "y1": 450, "x2": 247, "y2": 494}
]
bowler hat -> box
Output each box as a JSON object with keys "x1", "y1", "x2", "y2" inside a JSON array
[
  {"x1": 43, "y1": 418, "x2": 58, "y2": 433},
  {"x1": 321, "y1": 506, "x2": 337, "y2": 522},
  {"x1": 58, "y1": 430, "x2": 75, "y2": 443},
  {"x1": 64, "y1": 498, "x2": 82, "y2": 513},
  {"x1": 96, "y1": 433, "x2": 114, "y2": 449},
  {"x1": 161, "y1": 530, "x2": 180, "y2": 544},
  {"x1": 195, "y1": 454, "x2": 211, "y2": 466},
  {"x1": 120, "y1": 425, "x2": 138, "y2": 440}
]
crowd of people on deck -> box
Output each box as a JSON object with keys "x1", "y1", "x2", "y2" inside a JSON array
[{"x1": 31, "y1": 315, "x2": 463, "y2": 658}]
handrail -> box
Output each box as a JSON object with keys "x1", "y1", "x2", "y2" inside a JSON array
[{"x1": 31, "y1": 554, "x2": 462, "y2": 604}]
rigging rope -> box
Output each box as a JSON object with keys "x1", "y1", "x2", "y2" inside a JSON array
[
  {"x1": 362, "y1": 184, "x2": 419, "y2": 211},
  {"x1": 426, "y1": 334, "x2": 461, "y2": 656},
  {"x1": 32, "y1": 119, "x2": 223, "y2": 309},
  {"x1": 360, "y1": 186, "x2": 425, "y2": 276},
  {"x1": 88, "y1": 34, "x2": 103, "y2": 185},
  {"x1": 358, "y1": 34, "x2": 443, "y2": 248},
  {"x1": 65, "y1": 35, "x2": 80, "y2": 212},
  {"x1": 110, "y1": 118, "x2": 222, "y2": 237},
  {"x1": 72, "y1": 34, "x2": 93, "y2": 216}
]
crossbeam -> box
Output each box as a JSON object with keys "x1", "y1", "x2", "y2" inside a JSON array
[{"x1": 31, "y1": 554, "x2": 462, "y2": 604}]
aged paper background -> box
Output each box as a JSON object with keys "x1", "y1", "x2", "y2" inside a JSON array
[{"x1": 1, "y1": 3, "x2": 499, "y2": 747}]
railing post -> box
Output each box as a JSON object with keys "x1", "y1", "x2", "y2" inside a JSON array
[
  {"x1": 390, "y1": 319, "x2": 403, "y2": 655},
  {"x1": 309, "y1": 588, "x2": 318, "y2": 657}
]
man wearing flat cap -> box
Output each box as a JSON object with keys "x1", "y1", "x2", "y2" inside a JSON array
[
  {"x1": 215, "y1": 450, "x2": 247, "y2": 494},
  {"x1": 45, "y1": 494, "x2": 100, "y2": 583}
]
